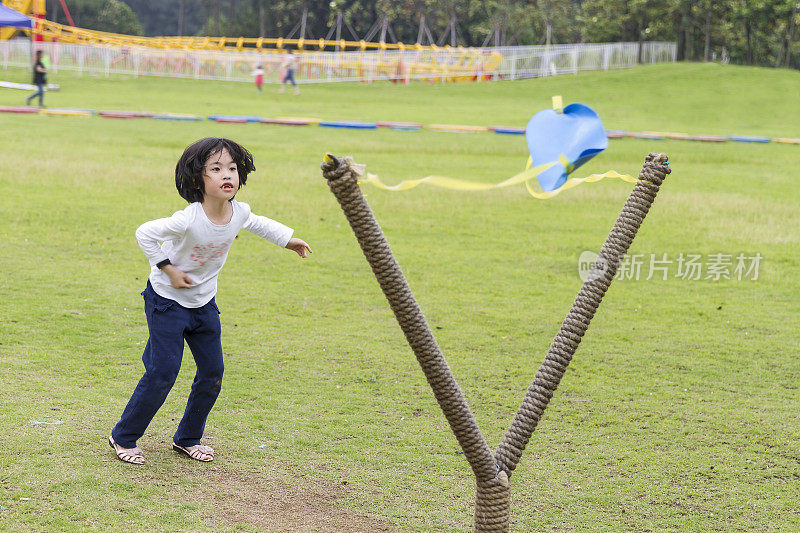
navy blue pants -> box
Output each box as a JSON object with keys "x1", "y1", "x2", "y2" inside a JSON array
[
  {"x1": 112, "y1": 282, "x2": 224, "y2": 449},
  {"x1": 283, "y1": 69, "x2": 297, "y2": 87},
  {"x1": 27, "y1": 83, "x2": 44, "y2": 107}
]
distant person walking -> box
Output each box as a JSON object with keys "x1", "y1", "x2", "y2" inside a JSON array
[
  {"x1": 251, "y1": 64, "x2": 264, "y2": 92},
  {"x1": 26, "y1": 50, "x2": 47, "y2": 108},
  {"x1": 279, "y1": 49, "x2": 300, "y2": 95}
]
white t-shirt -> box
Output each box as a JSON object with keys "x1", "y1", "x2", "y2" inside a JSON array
[{"x1": 136, "y1": 200, "x2": 293, "y2": 308}]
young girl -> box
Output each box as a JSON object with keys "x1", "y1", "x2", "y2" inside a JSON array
[{"x1": 109, "y1": 137, "x2": 311, "y2": 464}]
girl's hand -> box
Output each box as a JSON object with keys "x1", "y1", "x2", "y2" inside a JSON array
[
  {"x1": 286, "y1": 238, "x2": 312, "y2": 258},
  {"x1": 162, "y1": 265, "x2": 195, "y2": 288}
]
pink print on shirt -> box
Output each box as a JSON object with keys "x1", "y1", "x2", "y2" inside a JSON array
[{"x1": 190, "y1": 241, "x2": 232, "y2": 266}]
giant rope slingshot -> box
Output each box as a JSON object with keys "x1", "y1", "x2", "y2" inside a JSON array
[{"x1": 322, "y1": 153, "x2": 671, "y2": 531}]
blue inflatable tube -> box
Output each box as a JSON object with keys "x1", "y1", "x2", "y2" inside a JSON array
[
  {"x1": 728, "y1": 135, "x2": 771, "y2": 143},
  {"x1": 493, "y1": 128, "x2": 525, "y2": 135},
  {"x1": 318, "y1": 120, "x2": 378, "y2": 130}
]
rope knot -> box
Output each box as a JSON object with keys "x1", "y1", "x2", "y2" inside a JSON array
[
  {"x1": 638, "y1": 152, "x2": 671, "y2": 186},
  {"x1": 321, "y1": 154, "x2": 353, "y2": 180},
  {"x1": 322, "y1": 155, "x2": 368, "y2": 187}
]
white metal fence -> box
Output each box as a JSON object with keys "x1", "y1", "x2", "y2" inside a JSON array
[
  {"x1": 495, "y1": 42, "x2": 676, "y2": 78},
  {"x1": 1, "y1": 39, "x2": 676, "y2": 83}
]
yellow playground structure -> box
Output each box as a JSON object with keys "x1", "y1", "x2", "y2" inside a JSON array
[{"x1": 1, "y1": 0, "x2": 503, "y2": 82}]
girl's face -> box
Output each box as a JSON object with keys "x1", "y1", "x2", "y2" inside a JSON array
[{"x1": 202, "y1": 148, "x2": 239, "y2": 203}]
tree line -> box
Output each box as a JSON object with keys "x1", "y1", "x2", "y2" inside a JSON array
[{"x1": 45, "y1": 0, "x2": 799, "y2": 68}]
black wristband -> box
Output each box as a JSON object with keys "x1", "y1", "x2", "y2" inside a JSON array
[{"x1": 156, "y1": 259, "x2": 172, "y2": 269}]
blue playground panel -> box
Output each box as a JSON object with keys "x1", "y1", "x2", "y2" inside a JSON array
[
  {"x1": 318, "y1": 120, "x2": 378, "y2": 130},
  {"x1": 728, "y1": 135, "x2": 771, "y2": 143}
]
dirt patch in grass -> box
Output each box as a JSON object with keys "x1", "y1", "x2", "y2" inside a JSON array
[{"x1": 195, "y1": 466, "x2": 397, "y2": 532}]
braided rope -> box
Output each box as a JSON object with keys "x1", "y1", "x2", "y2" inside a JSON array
[
  {"x1": 321, "y1": 153, "x2": 670, "y2": 532},
  {"x1": 322, "y1": 156, "x2": 499, "y2": 484},
  {"x1": 494, "y1": 153, "x2": 671, "y2": 477},
  {"x1": 474, "y1": 470, "x2": 511, "y2": 530}
]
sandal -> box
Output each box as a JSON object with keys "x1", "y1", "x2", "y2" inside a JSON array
[
  {"x1": 172, "y1": 442, "x2": 214, "y2": 462},
  {"x1": 108, "y1": 435, "x2": 145, "y2": 465}
]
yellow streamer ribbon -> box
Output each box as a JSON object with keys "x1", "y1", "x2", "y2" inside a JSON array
[
  {"x1": 522, "y1": 156, "x2": 637, "y2": 199},
  {"x1": 324, "y1": 154, "x2": 637, "y2": 200},
  {"x1": 357, "y1": 161, "x2": 559, "y2": 194}
]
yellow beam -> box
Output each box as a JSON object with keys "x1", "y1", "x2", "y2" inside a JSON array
[{"x1": 25, "y1": 19, "x2": 461, "y2": 52}]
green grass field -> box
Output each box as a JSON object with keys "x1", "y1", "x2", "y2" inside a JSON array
[{"x1": 1, "y1": 62, "x2": 799, "y2": 531}]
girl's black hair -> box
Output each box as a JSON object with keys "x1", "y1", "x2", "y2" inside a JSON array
[{"x1": 175, "y1": 137, "x2": 256, "y2": 203}]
